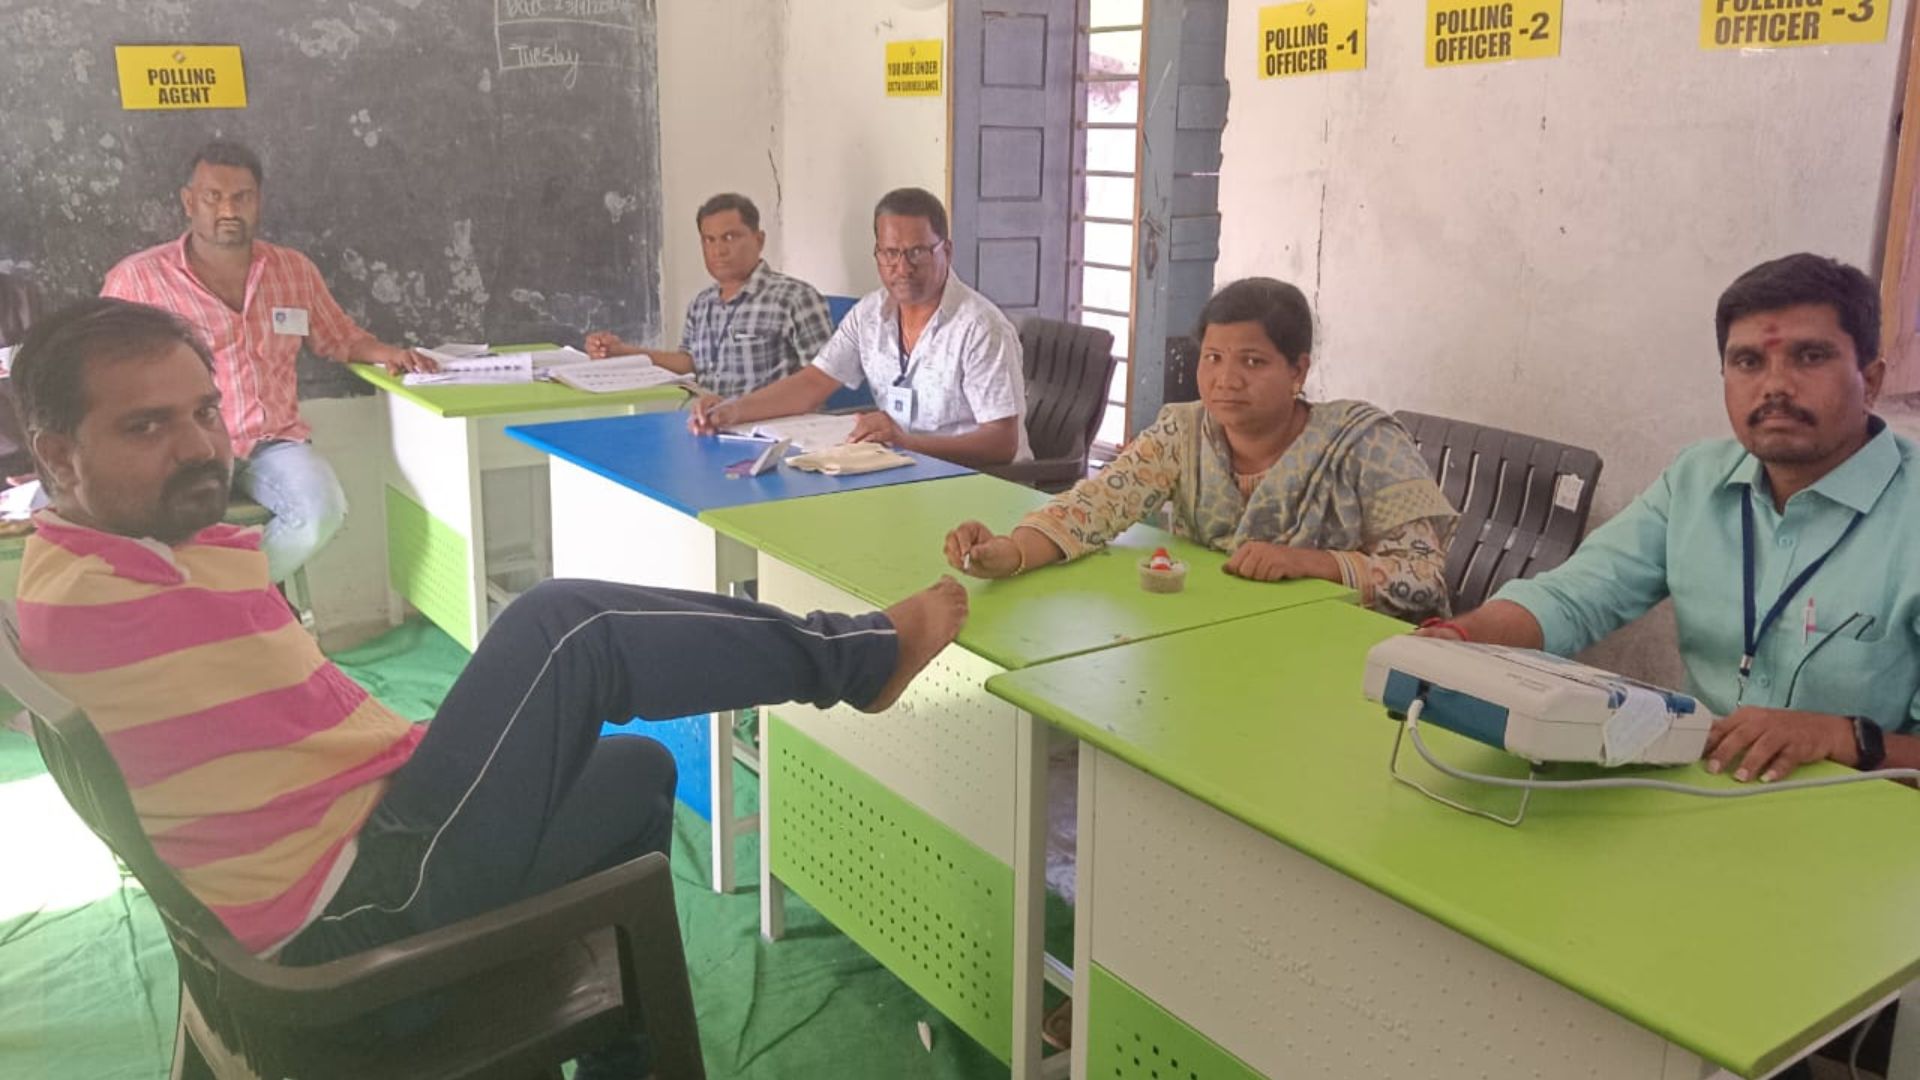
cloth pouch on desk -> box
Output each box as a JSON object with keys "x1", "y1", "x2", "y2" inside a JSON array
[{"x1": 785, "y1": 442, "x2": 915, "y2": 476}]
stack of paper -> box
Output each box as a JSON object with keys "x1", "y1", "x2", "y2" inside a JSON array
[
  {"x1": 544, "y1": 357, "x2": 700, "y2": 394},
  {"x1": 403, "y1": 352, "x2": 534, "y2": 386},
  {"x1": 723, "y1": 413, "x2": 860, "y2": 453},
  {"x1": 785, "y1": 442, "x2": 914, "y2": 476}
]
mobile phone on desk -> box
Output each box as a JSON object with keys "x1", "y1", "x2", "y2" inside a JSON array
[{"x1": 725, "y1": 438, "x2": 790, "y2": 479}]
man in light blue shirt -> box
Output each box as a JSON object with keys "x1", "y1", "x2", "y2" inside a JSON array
[{"x1": 1430, "y1": 254, "x2": 1915, "y2": 785}]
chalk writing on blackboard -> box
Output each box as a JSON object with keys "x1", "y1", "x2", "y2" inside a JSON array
[{"x1": 495, "y1": 0, "x2": 642, "y2": 89}]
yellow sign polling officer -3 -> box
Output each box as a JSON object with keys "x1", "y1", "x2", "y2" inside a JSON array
[
  {"x1": 1427, "y1": 1, "x2": 1562, "y2": 68},
  {"x1": 115, "y1": 45, "x2": 247, "y2": 110},
  {"x1": 885, "y1": 39, "x2": 943, "y2": 97},
  {"x1": 1699, "y1": 0, "x2": 1887, "y2": 50},
  {"x1": 1258, "y1": 0, "x2": 1367, "y2": 80}
]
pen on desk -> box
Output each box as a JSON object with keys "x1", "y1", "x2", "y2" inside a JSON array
[
  {"x1": 715, "y1": 433, "x2": 774, "y2": 443},
  {"x1": 1803, "y1": 596, "x2": 1816, "y2": 644}
]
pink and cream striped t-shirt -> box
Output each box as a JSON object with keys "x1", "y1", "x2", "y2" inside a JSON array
[
  {"x1": 101, "y1": 235, "x2": 370, "y2": 458},
  {"x1": 17, "y1": 513, "x2": 423, "y2": 952}
]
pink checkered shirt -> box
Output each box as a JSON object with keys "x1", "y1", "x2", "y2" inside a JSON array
[{"x1": 101, "y1": 235, "x2": 369, "y2": 457}]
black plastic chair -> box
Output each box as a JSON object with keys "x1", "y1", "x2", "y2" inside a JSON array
[
  {"x1": 1395, "y1": 411, "x2": 1604, "y2": 613},
  {"x1": 982, "y1": 317, "x2": 1118, "y2": 492},
  {"x1": 0, "y1": 605, "x2": 706, "y2": 1080}
]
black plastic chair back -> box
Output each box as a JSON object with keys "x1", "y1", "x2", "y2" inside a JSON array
[
  {"x1": 982, "y1": 318, "x2": 1118, "y2": 492},
  {"x1": 1396, "y1": 411, "x2": 1603, "y2": 612}
]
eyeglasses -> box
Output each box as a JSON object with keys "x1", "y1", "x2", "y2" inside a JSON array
[{"x1": 873, "y1": 244, "x2": 942, "y2": 267}]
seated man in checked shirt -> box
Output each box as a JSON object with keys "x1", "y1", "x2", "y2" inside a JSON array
[
  {"x1": 101, "y1": 139, "x2": 432, "y2": 585},
  {"x1": 584, "y1": 192, "x2": 835, "y2": 399}
]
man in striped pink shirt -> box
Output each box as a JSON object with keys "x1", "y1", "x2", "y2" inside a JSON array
[
  {"x1": 101, "y1": 140, "x2": 433, "y2": 584},
  {"x1": 11, "y1": 297, "x2": 967, "y2": 1078}
]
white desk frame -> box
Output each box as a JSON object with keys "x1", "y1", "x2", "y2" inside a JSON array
[
  {"x1": 546, "y1": 459, "x2": 759, "y2": 894},
  {"x1": 1070, "y1": 746, "x2": 1919, "y2": 1080},
  {"x1": 379, "y1": 395, "x2": 676, "y2": 649}
]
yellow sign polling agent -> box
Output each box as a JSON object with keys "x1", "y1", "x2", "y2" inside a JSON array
[
  {"x1": 1427, "y1": 1, "x2": 1562, "y2": 68},
  {"x1": 116, "y1": 45, "x2": 247, "y2": 110},
  {"x1": 886, "y1": 40, "x2": 943, "y2": 97},
  {"x1": 1699, "y1": 0, "x2": 1887, "y2": 50},
  {"x1": 1258, "y1": 0, "x2": 1367, "y2": 79}
]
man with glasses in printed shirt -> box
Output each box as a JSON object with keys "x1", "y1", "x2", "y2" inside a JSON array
[
  {"x1": 690, "y1": 187, "x2": 1031, "y2": 468},
  {"x1": 584, "y1": 192, "x2": 834, "y2": 399}
]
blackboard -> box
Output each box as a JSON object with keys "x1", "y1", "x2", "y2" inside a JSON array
[{"x1": 0, "y1": 0, "x2": 664, "y2": 398}]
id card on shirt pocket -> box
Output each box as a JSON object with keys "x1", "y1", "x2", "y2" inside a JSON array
[
  {"x1": 272, "y1": 307, "x2": 310, "y2": 336},
  {"x1": 884, "y1": 385, "x2": 915, "y2": 425}
]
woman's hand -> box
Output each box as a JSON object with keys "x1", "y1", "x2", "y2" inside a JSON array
[
  {"x1": 1224, "y1": 540, "x2": 1314, "y2": 582},
  {"x1": 944, "y1": 521, "x2": 1023, "y2": 579}
]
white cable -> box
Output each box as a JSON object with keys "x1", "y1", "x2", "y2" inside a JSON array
[
  {"x1": 1848, "y1": 1007, "x2": 1877, "y2": 1080},
  {"x1": 1403, "y1": 698, "x2": 1920, "y2": 797}
]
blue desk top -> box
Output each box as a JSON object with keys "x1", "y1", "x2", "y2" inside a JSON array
[{"x1": 506, "y1": 411, "x2": 974, "y2": 517}]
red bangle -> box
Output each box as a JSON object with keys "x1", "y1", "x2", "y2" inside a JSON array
[{"x1": 1420, "y1": 617, "x2": 1470, "y2": 641}]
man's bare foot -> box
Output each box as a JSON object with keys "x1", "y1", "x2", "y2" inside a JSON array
[{"x1": 862, "y1": 577, "x2": 969, "y2": 713}]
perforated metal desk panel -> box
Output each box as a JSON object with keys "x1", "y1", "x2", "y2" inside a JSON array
[
  {"x1": 699, "y1": 472, "x2": 1355, "y2": 671},
  {"x1": 986, "y1": 601, "x2": 1920, "y2": 1079},
  {"x1": 705, "y1": 472, "x2": 1353, "y2": 1075}
]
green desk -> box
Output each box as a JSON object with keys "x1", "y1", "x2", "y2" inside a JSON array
[
  {"x1": 700, "y1": 472, "x2": 1352, "y2": 670},
  {"x1": 987, "y1": 600, "x2": 1920, "y2": 1080},
  {"x1": 700, "y1": 472, "x2": 1354, "y2": 1078},
  {"x1": 349, "y1": 363, "x2": 689, "y2": 648}
]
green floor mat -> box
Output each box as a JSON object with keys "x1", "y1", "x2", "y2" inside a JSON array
[
  {"x1": 0, "y1": 618, "x2": 1072, "y2": 1079},
  {"x1": 0, "y1": 730, "x2": 178, "y2": 1080}
]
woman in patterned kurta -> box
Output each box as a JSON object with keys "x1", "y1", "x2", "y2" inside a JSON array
[{"x1": 944, "y1": 277, "x2": 1459, "y2": 621}]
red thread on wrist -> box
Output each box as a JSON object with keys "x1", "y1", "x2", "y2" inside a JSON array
[{"x1": 1420, "y1": 617, "x2": 1471, "y2": 642}]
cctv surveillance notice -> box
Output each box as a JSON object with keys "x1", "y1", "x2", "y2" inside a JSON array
[
  {"x1": 1258, "y1": 0, "x2": 1366, "y2": 80},
  {"x1": 1699, "y1": 0, "x2": 1887, "y2": 50}
]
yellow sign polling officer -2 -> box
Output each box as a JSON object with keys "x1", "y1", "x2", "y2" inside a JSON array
[
  {"x1": 1427, "y1": 1, "x2": 1562, "y2": 68},
  {"x1": 1699, "y1": 0, "x2": 1887, "y2": 50},
  {"x1": 115, "y1": 45, "x2": 248, "y2": 110},
  {"x1": 886, "y1": 39, "x2": 944, "y2": 98},
  {"x1": 1258, "y1": 0, "x2": 1368, "y2": 80}
]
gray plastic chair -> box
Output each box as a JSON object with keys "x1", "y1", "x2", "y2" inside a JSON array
[
  {"x1": 982, "y1": 317, "x2": 1118, "y2": 493},
  {"x1": 1395, "y1": 411, "x2": 1604, "y2": 613},
  {"x1": 0, "y1": 603, "x2": 705, "y2": 1080}
]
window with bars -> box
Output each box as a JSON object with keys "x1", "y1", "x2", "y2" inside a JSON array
[{"x1": 1076, "y1": 0, "x2": 1144, "y2": 453}]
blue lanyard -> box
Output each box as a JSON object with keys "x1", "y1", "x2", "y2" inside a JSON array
[
  {"x1": 706, "y1": 292, "x2": 746, "y2": 356},
  {"x1": 894, "y1": 321, "x2": 914, "y2": 387},
  {"x1": 1739, "y1": 492, "x2": 1863, "y2": 686}
]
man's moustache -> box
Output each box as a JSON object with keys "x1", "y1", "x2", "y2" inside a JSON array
[
  {"x1": 163, "y1": 462, "x2": 228, "y2": 497},
  {"x1": 1749, "y1": 403, "x2": 1815, "y2": 426}
]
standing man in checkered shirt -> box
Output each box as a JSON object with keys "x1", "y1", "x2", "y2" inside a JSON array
[
  {"x1": 100, "y1": 140, "x2": 432, "y2": 585},
  {"x1": 584, "y1": 192, "x2": 834, "y2": 399}
]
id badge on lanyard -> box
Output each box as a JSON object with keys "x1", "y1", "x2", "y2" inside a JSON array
[{"x1": 888, "y1": 321, "x2": 917, "y2": 425}]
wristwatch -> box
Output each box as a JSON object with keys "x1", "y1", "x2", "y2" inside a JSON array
[{"x1": 1850, "y1": 715, "x2": 1887, "y2": 772}]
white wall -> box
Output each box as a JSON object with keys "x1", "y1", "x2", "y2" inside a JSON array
[
  {"x1": 1217, "y1": 1, "x2": 1909, "y2": 680},
  {"x1": 656, "y1": 0, "x2": 789, "y2": 340},
  {"x1": 301, "y1": 395, "x2": 393, "y2": 649},
  {"x1": 780, "y1": 0, "x2": 952, "y2": 297},
  {"x1": 1219, "y1": 0, "x2": 1908, "y2": 521}
]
